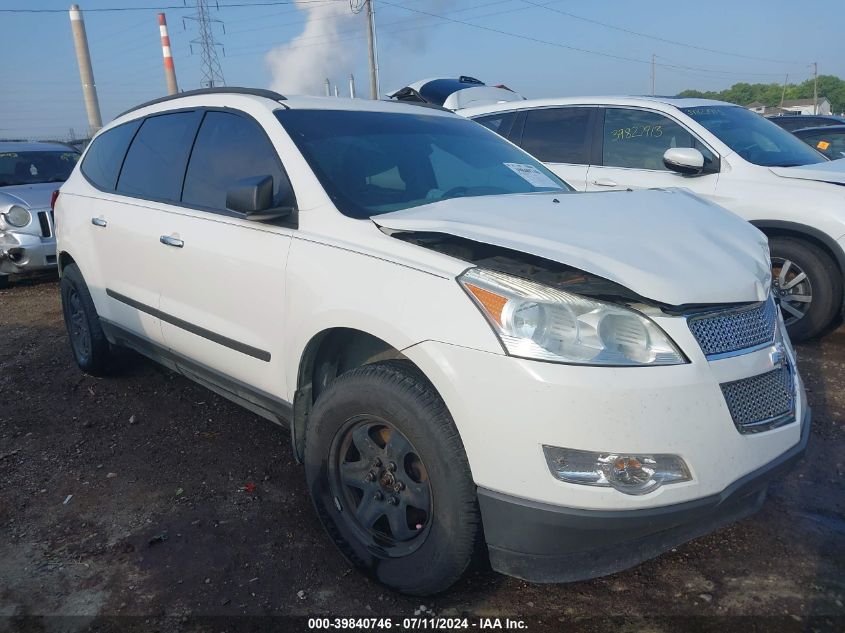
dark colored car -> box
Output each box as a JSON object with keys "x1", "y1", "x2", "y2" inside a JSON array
[
  {"x1": 767, "y1": 114, "x2": 845, "y2": 132},
  {"x1": 792, "y1": 125, "x2": 845, "y2": 160}
]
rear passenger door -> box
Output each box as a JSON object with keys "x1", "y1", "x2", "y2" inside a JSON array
[
  {"x1": 157, "y1": 109, "x2": 295, "y2": 400},
  {"x1": 586, "y1": 107, "x2": 719, "y2": 195},
  {"x1": 511, "y1": 107, "x2": 597, "y2": 190},
  {"x1": 101, "y1": 110, "x2": 202, "y2": 343}
]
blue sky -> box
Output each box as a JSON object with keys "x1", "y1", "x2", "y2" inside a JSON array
[{"x1": 2, "y1": 0, "x2": 842, "y2": 139}]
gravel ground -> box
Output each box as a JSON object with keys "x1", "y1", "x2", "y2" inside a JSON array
[{"x1": 0, "y1": 279, "x2": 843, "y2": 632}]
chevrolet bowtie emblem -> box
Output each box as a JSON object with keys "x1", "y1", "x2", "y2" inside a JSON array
[{"x1": 770, "y1": 343, "x2": 786, "y2": 370}]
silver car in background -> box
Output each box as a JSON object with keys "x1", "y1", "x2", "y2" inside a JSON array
[{"x1": 0, "y1": 142, "x2": 79, "y2": 288}]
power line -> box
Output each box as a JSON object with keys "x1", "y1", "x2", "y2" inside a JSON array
[
  {"x1": 519, "y1": 0, "x2": 806, "y2": 66},
  {"x1": 224, "y1": 0, "x2": 516, "y2": 51},
  {"x1": 380, "y1": 1, "x2": 788, "y2": 78},
  {"x1": 0, "y1": 1, "x2": 344, "y2": 13},
  {"x1": 224, "y1": 0, "x2": 537, "y2": 56}
]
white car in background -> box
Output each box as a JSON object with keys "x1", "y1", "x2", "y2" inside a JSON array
[{"x1": 462, "y1": 97, "x2": 845, "y2": 341}]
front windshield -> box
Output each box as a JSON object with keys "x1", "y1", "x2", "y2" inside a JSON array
[
  {"x1": 681, "y1": 105, "x2": 825, "y2": 167},
  {"x1": 0, "y1": 150, "x2": 79, "y2": 186},
  {"x1": 276, "y1": 109, "x2": 569, "y2": 218}
]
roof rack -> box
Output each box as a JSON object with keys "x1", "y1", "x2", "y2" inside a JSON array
[{"x1": 116, "y1": 87, "x2": 286, "y2": 119}]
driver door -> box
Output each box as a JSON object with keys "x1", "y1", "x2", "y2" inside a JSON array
[{"x1": 586, "y1": 107, "x2": 720, "y2": 195}]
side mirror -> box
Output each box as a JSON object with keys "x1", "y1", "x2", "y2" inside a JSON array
[
  {"x1": 225, "y1": 175, "x2": 293, "y2": 221},
  {"x1": 663, "y1": 147, "x2": 705, "y2": 176}
]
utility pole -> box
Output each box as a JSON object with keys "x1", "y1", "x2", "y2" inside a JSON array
[
  {"x1": 185, "y1": 0, "x2": 225, "y2": 88},
  {"x1": 651, "y1": 54, "x2": 655, "y2": 97},
  {"x1": 780, "y1": 73, "x2": 789, "y2": 108},
  {"x1": 68, "y1": 4, "x2": 102, "y2": 135},
  {"x1": 365, "y1": 0, "x2": 380, "y2": 99},
  {"x1": 812, "y1": 62, "x2": 818, "y2": 114}
]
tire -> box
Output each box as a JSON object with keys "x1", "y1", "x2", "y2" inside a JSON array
[
  {"x1": 304, "y1": 361, "x2": 480, "y2": 595},
  {"x1": 769, "y1": 236, "x2": 843, "y2": 342},
  {"x1": 60, "y1": 263, "x2": 112, "y2": 375}
]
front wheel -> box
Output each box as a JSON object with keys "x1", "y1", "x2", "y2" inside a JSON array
[
  {"x1": 304, "y1": 361, "x2": 480, "y2": 595},
  {"x1": 769, "y1": 236, "x2": 843, "y2": 342}
]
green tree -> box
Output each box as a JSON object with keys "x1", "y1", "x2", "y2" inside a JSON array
[{"x1": 678, "y1": 75, "x2": 845, "y2": 113}]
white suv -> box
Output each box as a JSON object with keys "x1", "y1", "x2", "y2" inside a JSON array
[
  {"x1": 55, "y1": 88, "x2": 810, "y2": 595},
  {"x1": 462, "y1": 97, "x2": 845, "y2": 341}
]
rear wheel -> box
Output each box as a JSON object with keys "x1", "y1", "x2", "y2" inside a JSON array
[
  {"x1": 769, "y1": 236, "x2": 842, "y2": 342},
  {"x1": 305, "y1": 361, "x2": 479, "y2": 595},
  {"x1": 60, "y1": 263, "x2": 112, "y2": 374}
]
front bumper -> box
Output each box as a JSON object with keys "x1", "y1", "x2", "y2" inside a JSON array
[
  {"x1": 479, "y1": 405, "x2": 810, "y2": 583},
  {"x1": 402, "y1": 330, "x2": 806, "y2": 510},
  {"x1": 0, "y1": 230, "x2": 57, "y2": 276}
]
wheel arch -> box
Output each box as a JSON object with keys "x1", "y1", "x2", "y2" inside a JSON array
[
  {"x1": 291, "y1": 328, "x2": 430, "y2": 461},
  {"x1": 751, "y1": 220, "x2": 845, "y2": 277},
  {"x1": 58, "y1": 251, "x2": 76, "y2": 276}
]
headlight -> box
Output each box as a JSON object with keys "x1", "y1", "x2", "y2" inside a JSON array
[
  {"x1": 543, "y1": 445, "x2": 691, "y2": 495},
  {"x1": 3, "y1": 205, "x2": 31, "y2": 228},
  {"x1": 459, "y1": 268, "x2": 685, "y2": 366}
]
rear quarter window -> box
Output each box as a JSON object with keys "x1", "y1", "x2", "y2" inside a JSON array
[{"x1": 80, "y1": 120, "x2": 141, "y2": 191}]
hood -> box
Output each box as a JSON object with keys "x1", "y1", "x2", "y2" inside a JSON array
[
  {"x1": 376, "y1": 189, "x2": 771, "y2": 306},
  {"x1": 769, "y1": 157, "x2": 845, "y2": 185},
  {"x1": 0, "y1": 182, "x2": 60, "y2": 210}
]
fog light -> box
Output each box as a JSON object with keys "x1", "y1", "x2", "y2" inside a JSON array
[{"x1": 543, "y1": 446, "x2": 691, "y2": 495}]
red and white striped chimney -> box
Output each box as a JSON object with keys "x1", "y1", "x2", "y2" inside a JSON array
[{"x1": 158, "y1": 13, "x2": 179, "y2": 95}]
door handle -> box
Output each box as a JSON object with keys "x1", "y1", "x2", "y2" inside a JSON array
[
  {"x1": 91, "y1": 217, "x2": 107, "y2": 227},
  {"x1": 159, "y1": 235, "x2": 184, "y2": 248},
  {"x1": 592, "y1": 178, "x2": 618, "y2": 187}
]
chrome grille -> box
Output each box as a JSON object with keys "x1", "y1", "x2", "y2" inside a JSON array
[
  {"x1": 720, "y1": 364, "x2": 795, "y2": 434},
  {"x1": 688, "y1": 296, "x2": 777, "y2": 358}
]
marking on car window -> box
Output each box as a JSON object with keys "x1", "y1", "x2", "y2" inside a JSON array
[{"x1": 610, "y1": 125, "x2": 663, "y2": 141}]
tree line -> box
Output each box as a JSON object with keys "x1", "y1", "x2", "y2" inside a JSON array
[{"x1": 678, "y1": 75, "x2": 845, "y2": 114}]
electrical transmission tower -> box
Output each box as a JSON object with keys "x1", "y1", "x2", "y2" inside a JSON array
[{"x1": 184, "y1": 0, "x2": 225, "y2": 88}]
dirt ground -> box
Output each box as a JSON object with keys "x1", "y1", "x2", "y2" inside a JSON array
[{"x1": 1, "y1": 279, "x2": 843, "y2": 632}]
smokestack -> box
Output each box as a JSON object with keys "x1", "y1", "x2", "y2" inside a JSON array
[
  {"x1": 349, "y1": 74, "x2": 356, "y2": 99},
  {"x1": 69, "y1": 4, "x2": 102, "y2": 134},
  {"x1": 333, "y1": 85, "x2": 339, "y2": 97},
  {"x1": 324, "y1": 78, "x2": 331, "y2": 97},
  {"x1": 158, "y1": 13, "x2": 179, "y2": 95}
]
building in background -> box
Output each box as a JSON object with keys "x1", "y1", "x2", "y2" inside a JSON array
[{"x1": 748, "y1": 98, "x2": 831, "y2": 116}]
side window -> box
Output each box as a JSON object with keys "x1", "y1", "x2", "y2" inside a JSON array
[
  {"x1": 602, "y1": 108, "x2": 700, "y2": 171},
  {"x1": 519, "y1": 107, "x2": 593, "y2": 164},
  {"x1": 474, "y1": 112, "x2": 516, "y2": 138},
  {"x1": 117, "y1": 112, "x2": 200, "y2": 202},
  {"x1": 182, "y1": 111, "x2": 290, "y2": 212},
  {"x1": 80, "y1": 120, "x2": 141, "y2": 190}
]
